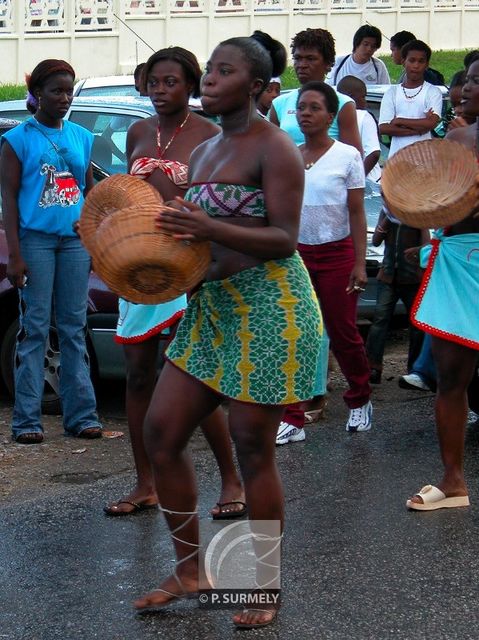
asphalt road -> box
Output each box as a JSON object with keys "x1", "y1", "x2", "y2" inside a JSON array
[{"x1": 1, "y1": 350, "x2": 479, "y2": 640}]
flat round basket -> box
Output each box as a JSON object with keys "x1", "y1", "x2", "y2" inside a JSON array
[
  {"x1": 79, "y1": 174, "x2": 163, "y2": 254},
  {"x1": 91, "y1": 203, "x2": 211, "y2": 304},
  {"x1": 381, "y1": 139, "x2": 478, "y2": 229}
]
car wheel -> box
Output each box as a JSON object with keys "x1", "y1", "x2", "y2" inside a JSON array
[{"x1": 0, "y1": 319, "x2": 63, "y2": 416}]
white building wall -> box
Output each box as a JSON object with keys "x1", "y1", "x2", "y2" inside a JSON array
[{"x1": 0, "y1": 0, "x2": 477, "y2": 83}]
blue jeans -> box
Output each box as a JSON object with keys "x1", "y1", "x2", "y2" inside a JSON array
[
  {"x1": 411, "y1": 333, "x2": 437, "y2": 389},
  {"x1": 12, "y1": 231, "x2": 101, "y2": 438},
  {"x1": 366, "y1": 280, "x2": 424, "y2": 372}
]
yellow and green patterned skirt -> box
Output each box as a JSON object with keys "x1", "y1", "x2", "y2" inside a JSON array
[{"x1": 166, "y1": 252, "x2": 324, "y2": 405}]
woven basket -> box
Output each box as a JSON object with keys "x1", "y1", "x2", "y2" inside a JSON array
[
  {"x1": 381, "y1": 139, "x2": 478, "y2": 229},
  {"x1": 91, "y1": 203, "x2": 211, "y2": 304},
  {"x1": 79, "y1": 174, "x2": 163, "y2": 254}
]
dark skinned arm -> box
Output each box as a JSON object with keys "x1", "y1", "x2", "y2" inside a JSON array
[
  {"x1": 156, "y1": 132, "x2": 304, "y2": 260},
  {"x1": 268, "y1": 103, "x2": 280, "y2": 127},
  {"x1": 84, "y1": 163, "x2": 94, "y2": 196},
  {"x1": 364, "y1": 150, "x2": 380, "y2": 177},
  {"x1": 379, "y1": 122, "x2": 420, "y2": 137},
  {"x1": 1, "y1": 141, "x2": 28, "y2": 288},
  {"x1": 372, "y1": 210, "x2": 390, "y2": 247},
  {"x1": 391, "y1": 109, "x2": 440, "y2": 134}
]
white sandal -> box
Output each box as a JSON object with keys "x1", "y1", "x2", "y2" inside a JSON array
[{"x1": 406, "y1": 485, "x2": 470, "y2": 511}]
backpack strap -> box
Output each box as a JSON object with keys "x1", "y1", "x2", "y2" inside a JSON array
[
  {"x1": 335, "y1": 54, "x2": 380, "y2": 83},
  {"x1": 333, "y1": 54, "x2": 350, "y2": 84}
]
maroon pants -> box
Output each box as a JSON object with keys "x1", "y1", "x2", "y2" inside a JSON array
[{"x1": 284, "y1": 238, "x2": 371, "y2": 427}]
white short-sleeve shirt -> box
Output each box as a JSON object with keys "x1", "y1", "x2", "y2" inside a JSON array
[
  {"x1": 357, "y1": 109, "x2": 381, "y2": 182},
  {"x1": 379, "y1": 82, "x2": 443, "y2": 157},
  {"x1": 299, "y1": 140, "x2": 365, "y2": 246},
  {"x1": 327, "y1": 54, "x2": 391, "y2": 86}
]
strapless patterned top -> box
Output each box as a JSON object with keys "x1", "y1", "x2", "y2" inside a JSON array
[
  {"x1": 130, "y1": 157, "x2": 188, "y2": 189},
  {"x1": 184, "y1": 182, "x2": 266, "y2": 218}
]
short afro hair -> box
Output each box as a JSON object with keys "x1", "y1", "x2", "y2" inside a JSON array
[
  {"x1": 290, "y1": 29, "x2": 336, "y2": 69},
  {"x1": 297, "y1": 81, "x2": 339, "y2": 116}
]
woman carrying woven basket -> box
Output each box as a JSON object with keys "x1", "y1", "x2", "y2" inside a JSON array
[
  {"x1": 133, "y1": 35, "x2": 323, "y2": 629},
  {"x1": 104, "y1": 47, "x2": 246, "y2": 518},
  {"x1": 405, "y1": 58, "x2": 479, "y2": 511}
]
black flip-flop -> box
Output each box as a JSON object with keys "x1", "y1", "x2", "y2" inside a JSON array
[
  {"x1": 104, "y1": 500, "x2": 158, "y2": 517},
  {"x1": 211, "y1": 500, "x2": 247, "y2": 520}
]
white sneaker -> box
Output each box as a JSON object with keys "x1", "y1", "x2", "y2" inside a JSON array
[
  {"x1": 346, "y1": 401, "x2": 373, "y2": 432},
  {"x1": 398, "y1": 373, "x2": 432, "y2": 392},
  {"x1": 276, "y1": 422, "x2": 306, "y2": 445},
  {"x1": 468, "y1": 410, "x2": 479, "y2": 425}
]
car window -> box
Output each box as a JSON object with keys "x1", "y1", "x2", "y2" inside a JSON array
[
  {"x1": 364, "y1": 179, "x2": 382, "y2": 228},
  {"x1": 0, "y1": 109, "x2": 29, "y2": 122},
  {"x1": 366, "y1": 97, "x2": 381, "y2": 124},
  {"x1": 78, "y1": 86, "x2": 138, "y2": 98},
  {"x1": 68, "y1": 110, "x2": 141, "y2": 174}
]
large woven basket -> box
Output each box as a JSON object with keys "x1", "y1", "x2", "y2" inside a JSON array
[
  {"x1": 381, "y1": 139, "x2": 478, "y2": 229},
  {"x1": 79, "y1": 173, "x2": 163, "y2": 255},
  {"x1": 79, "y1": 174, "x2": 211, "y2": 303},
  {"x1": 90, "y1": 203, "x2": 211, "y2": 304}
]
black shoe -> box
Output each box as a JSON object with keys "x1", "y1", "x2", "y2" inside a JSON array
[{"x1": 369, "y1": 368, "x2": 382, "y2": 384}]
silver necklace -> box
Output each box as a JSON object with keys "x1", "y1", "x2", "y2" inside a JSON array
[
  {"x1": 32, "y1": 116, "x2": 64, "y2": 153},
  {"x1": 401, "y1": 83, "x2": 424, "y2": 99}
]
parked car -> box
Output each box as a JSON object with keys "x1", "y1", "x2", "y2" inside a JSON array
[
  {"x1": 73, "y1": 75, "x2": 203, "y2": 107},
  {"x1": 0, "y1": 98, "x2": 160, "y2": 414},
  {"x1": 1, "y1": 84, "x2": 430, "y2": 411},
  {"x1": 73, "y1": 75, "x2": 138, "y2": 98},
  {"x1": 0, "y1": 100, "x2": 30, "y2": 122}
]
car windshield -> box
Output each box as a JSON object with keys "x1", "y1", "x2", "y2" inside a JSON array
[{"x1": 78, "y1": 85, "x2": 138, "y2": 98}]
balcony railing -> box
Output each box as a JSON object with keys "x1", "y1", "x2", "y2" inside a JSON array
[{"x1": 0, "y1": 0, "x2": 472, "y2": 35}]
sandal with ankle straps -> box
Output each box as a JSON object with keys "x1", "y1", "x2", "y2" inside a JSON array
[
  {"x1": 135, "y1": 506, "x2": 199, "y2": 611},
  {"x1": 233, "y1": 532, "x2": 282, "y2": 630}
]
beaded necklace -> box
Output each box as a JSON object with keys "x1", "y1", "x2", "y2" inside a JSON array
[
  {"x1": 157, "y1": 112, "x2": 190, "y2": 159},
  {"x1": 401, "y1": 83, "x2": 424, "y2": 100}
]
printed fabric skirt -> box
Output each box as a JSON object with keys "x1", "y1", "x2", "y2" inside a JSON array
[
  {"x1": 166, "y1": 252, "x2": 324, "y2": 405},
  {"x1": 115, "y1": 295, "x2": 187, "y2": 344},
  {"x1": 412, "y1": 232, "x2": 479, "y2": 351}
]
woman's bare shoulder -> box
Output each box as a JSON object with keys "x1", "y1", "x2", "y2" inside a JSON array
[
  {"x1": 127, "y1": 116, "x2": 156, "y2": 140},
  {"x1": 190, "y1": 112, "x2": 221, "y2": 140},
  {"x1": 445, "y1": 123, "x2": 476, "y2": 148},
  {"x1": 257, "y1": 119, "x2": 302, "y2": 159}
]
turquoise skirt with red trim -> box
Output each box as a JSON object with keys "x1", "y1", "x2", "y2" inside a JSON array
[
  {"x1": 412, "y1": 232, "x2": 479, "y2": 350},
  {"x1": 115, "y1": 296, "x2": 187, "y2": 344}
]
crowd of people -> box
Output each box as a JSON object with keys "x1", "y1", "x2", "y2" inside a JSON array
[{"x1": 1, "y1": 22, "x2": 478, "y2": 630}]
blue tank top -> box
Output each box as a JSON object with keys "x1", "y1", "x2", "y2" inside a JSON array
[{"x1": 3, "y1": 117, "x2": 93, "y2": 237}]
